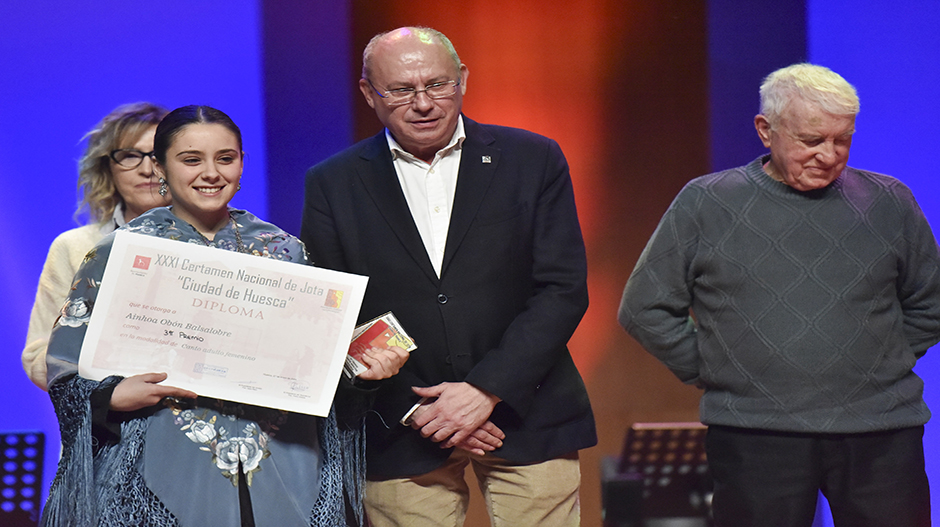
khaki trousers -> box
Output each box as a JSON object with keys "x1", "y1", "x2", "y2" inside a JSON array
[{"x1": 364, "y1": 450, "x2": 581, "y2": 527}]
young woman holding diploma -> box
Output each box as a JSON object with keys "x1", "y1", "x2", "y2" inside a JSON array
[{"x1": 43, "y1": 105, "x2": 408, "y2": 527}]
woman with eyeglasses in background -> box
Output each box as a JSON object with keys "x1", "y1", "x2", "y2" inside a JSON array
[{"x1": 22, "y1": 102, "x2": 170, "y2": 391}]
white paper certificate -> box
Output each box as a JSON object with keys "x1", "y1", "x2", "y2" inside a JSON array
[{"x1": 78, "y1": 231, "x2": 368, "y2": 416}]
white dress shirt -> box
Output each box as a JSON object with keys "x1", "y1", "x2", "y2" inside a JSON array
[{"x1": 385, "y1": 116, "x2": 466, "y2": 278}]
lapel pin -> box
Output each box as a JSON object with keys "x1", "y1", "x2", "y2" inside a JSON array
[{"x1": 482, "y1": 155, "x2": 491, "y2": 164}]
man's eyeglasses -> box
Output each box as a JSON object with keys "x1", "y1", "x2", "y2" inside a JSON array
[
  {"x1": 108, "y1": 149, "x2": 155, "y2": 169},
  {"x1": 367, "y1": 79, "x2": 461, "y2": 107}
]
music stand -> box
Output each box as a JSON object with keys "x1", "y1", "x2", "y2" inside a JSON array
[
  {"x1": 1, "y1": 431, "x2": 44, "y2": 527},
  {"x1": 603, "y1": 422, "x2": 712, "y2": 527}
]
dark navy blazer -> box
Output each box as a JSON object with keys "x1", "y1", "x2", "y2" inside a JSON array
[{"x1": 301, "y1": 116, "x2": 597, "y2": 478}]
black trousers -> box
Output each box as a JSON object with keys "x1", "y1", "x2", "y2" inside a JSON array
[{"x1": 706, "y1": 425, "x2": 930, "y2": 527}]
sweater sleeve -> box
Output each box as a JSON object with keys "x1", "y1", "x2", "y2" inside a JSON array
[
  {"x1": 618, "y1": 186, "x2": 702, "y2": 384},
  {"x1": 23, "y1": 228, "x2": 97, "y2": 390},
  {"x1": 895, "y1": 187, "x2": 940, "y2": 357},
  {"x1": 22, "y1": 238, "x2": 72, "y2": 391}
]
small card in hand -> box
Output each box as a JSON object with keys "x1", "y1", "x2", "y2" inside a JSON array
[{"x1": 344, "y1": 311, "x2": 416, "y2": 378}]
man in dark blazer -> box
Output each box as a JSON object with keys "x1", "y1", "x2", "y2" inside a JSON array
[{"x1": 301, "y1": 26, "x2": 596, "y2": 526}]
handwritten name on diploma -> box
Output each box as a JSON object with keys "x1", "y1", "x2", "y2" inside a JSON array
[{"x1": 78, "y1": 231, "x2": 368, "y2": 416}]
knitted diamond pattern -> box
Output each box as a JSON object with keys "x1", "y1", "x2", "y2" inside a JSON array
[{"x1": 619, "y1": 156, "x2": 940, "y2": 433}]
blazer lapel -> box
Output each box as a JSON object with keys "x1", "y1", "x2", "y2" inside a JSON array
[
  {"x1": 355, "y1": 133, "x2": 440, "y2": 283},
  {"x1": 441, "y1": 118, "x2": 499, "y2": 276}
]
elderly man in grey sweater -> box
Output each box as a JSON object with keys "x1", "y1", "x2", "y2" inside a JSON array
[{"x1": 619, "y1": 63, "x2": 940, "y2": 527}]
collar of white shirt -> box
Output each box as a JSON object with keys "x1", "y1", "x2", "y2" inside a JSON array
[
  {"x1": 100, "y1": 201, "x2": 127, "y2": 235},
  {"x1": 385, "y1": 115, "x2": 466, "y2": 164},
  {"x1": 384, "y1": 116, "x2": 466, "y2": 277}
]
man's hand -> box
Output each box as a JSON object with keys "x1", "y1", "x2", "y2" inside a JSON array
[
  {"x1": 453, "y1": 420, "x2": 505, "y2": 456},
  {"x1": 409, "y1": 382, "x2": 502, "y2": 451},
  {"x1": 110, "y1": 372, "x2": 197, "y2": 412},
  {"x1": 357, "y1": 345, "x2": 409, "y2": 381}
]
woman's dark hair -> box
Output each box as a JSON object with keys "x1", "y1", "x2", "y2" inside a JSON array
[{"x1": 153, "y1": 105, "x2": 242, "y2": 164}]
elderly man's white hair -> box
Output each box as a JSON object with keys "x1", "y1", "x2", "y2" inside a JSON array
[{"x1": 760, "y1": 63, "x2": 860, "y2": 127}]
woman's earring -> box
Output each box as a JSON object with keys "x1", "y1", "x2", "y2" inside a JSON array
[{"x1": 159, "y1": 177, "x2": 168, "y2": 197}]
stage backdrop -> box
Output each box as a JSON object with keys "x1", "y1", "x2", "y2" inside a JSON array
[{"x1": 0, "y1": 1, "x2": 937, "y2": 526}]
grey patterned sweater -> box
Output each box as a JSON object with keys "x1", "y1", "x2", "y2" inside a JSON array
[{"x1": 619, "y1": 156, "x2": 940, "y2": 433}]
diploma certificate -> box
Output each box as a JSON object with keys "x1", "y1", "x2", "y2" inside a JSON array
[{"x1": 78, "y1": 231, "x2": 368, "y2": 416}]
